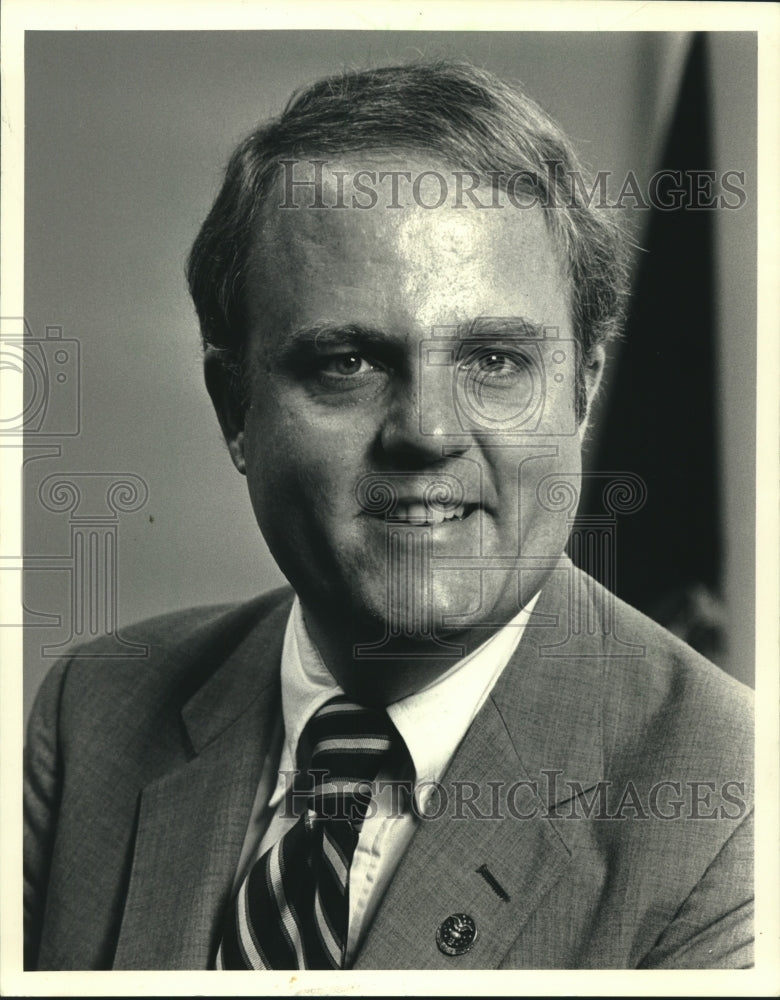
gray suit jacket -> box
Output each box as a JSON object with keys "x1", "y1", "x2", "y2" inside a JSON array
[{"x1": 24, "y1": 560, "x2": 754, "y2": 970}]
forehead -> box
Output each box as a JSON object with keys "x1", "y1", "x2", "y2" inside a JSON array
[{"x1": 247, "y1": 156, "x2": 571, "y2": 336}]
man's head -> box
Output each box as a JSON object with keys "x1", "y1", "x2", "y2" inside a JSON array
[
  {"x1": 188, "y1": 62, "x2": 626, "y2": 419},
  {"x1": 188, "y1": 62, "x2": 627, "y2": 699}
]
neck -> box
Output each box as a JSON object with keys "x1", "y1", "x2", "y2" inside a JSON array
[{"x1": 300, "y1": 605, "x2": 503, "y2": 706}]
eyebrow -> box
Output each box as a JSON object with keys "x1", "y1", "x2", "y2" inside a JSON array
[
  {"x1": 284, "y1": 323, "x2": 392, "y2": 350},
  {"x1": 456, "y1": 316, "x2": 551, "y2": 341},
  {"x1": 285, "y1": 316, "x2": 552, "y2": 348}
]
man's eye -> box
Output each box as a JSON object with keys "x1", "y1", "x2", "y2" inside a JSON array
[
  {"x1": 459, "y1": 348, "x2": 529, "y2": 382},
  {"x1": 320, "y1": 353, "x2": 377, "y2": 378},
  {"x1": 476, "y1": 352, "x2": 517, "y2": 377}
]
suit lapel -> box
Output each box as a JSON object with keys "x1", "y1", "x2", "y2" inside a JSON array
[
  {"x1": 112, "y1": 561, "x2": 608, "y2": 969},
  {"x1": 354, "y1": 696, "x2": 574, "y2": 970},
  {"x1": 113, "y1": 593, "x2": 292, "y2": 969},
  {"x1": 355, "y1": 559, "x2": 607, "y2": 969}
]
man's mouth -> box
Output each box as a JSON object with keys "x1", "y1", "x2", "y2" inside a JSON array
[{"x1": 389, "y1": 502, "x2": 478, "y2": 526}]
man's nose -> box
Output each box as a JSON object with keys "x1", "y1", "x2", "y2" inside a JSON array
[{"x1": 377, "y1": 362, "x2": 471, "y2": 466}]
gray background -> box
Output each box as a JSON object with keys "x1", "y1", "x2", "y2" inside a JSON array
[{"x1": 22, "y1": 31, "x2": 756, "y2": 717}]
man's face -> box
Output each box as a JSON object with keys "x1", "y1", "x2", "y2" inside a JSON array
[{"x1": 230, "y1": 158, "x2": 592, "y2": 651}]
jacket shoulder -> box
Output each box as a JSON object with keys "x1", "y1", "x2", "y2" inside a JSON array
[
  {"x1": 27, "y1": 585, "x2": 294, "y2": 743},
  {"x1": 70, "y1": 584, "x2": 294, "y2": 659},
  {"x1": 24, "y1": 585, "x2": 292, "y2": 970},
  {"x1": 605, "y1": 578, "x2": 753, "y2": 710},
  {"x1": 593, "y1": 576, "x2": 754, "y2": 785}
]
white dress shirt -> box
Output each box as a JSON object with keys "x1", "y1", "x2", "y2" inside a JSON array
[{"x1": 234, "y1": 592, "x2": 539, "y2": 966}]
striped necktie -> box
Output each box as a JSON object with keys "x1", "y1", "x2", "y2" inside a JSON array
[{"x1": 216, "y1": 695, "x2": 399, "y2": 970}]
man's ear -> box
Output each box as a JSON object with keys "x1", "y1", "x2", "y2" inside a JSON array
[
  {"x1": 203, "y1": 347, "x2": 247, "y2": 475},
  {"x1": 578, "y1": 344, "x2": 606, "y2": 441}
]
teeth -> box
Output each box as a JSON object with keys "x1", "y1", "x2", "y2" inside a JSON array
[{"x1": 393, "y1": 503, "x2": 468, "y2": 525}]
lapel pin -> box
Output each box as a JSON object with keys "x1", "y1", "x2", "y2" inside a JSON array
[{"x1": 436, "y1": 913, "x2": 477, "y2": 957}]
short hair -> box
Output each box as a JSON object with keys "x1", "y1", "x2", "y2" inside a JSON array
[{"x1": 187, "y1": 61, "x2": 628, "y2": 420}]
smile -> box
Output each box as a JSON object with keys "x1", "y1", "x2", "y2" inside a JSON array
[{"x1": 389, "y1": 502, "x2": 478, "y2": 526}]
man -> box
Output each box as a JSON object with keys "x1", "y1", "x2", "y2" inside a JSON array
[{"x1": 24, "y1": 62, "x2": 753, "y2": 971}]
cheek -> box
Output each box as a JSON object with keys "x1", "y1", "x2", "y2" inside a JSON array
[
  {"x1": 492, "y1": 437, "x2": 582, "y2": 552},
  {"x1": 244, "y1": 412, "x2": 352, "y2": 522}
]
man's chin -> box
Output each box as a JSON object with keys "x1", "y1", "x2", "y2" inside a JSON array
[
  {"x1": 300, "y1": 571, "x2": 530, "y2": 702},
  {"x1": 327, "y1": 569, "x2": 520, "y2": 647}
]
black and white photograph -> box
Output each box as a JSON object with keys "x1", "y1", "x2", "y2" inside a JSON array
[{"x1": 2, "y1": 1, "x2": 777, "y2": 994}]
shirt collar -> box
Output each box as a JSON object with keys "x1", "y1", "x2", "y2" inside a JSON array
[
  {"x1": 269, "y1": 593, "x2": 539, "y2": 809},
  {"x1": 386, "y1": 592, "x2": 539, "y2": 808}
]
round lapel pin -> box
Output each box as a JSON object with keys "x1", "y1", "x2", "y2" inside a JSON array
[{"x1": 436, "y1": 913, "x2": 477, "y2": 957}]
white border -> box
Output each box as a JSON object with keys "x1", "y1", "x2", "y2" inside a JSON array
[{"x1": 2, "y1": 2, "x2": 778, "y2": 996}]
